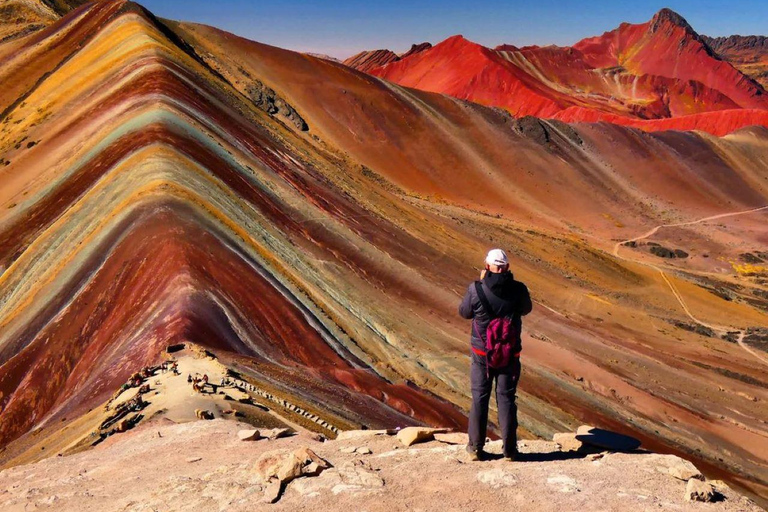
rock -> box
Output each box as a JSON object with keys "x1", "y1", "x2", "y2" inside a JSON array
[
  {"x1": 186, "y1": 457, "x2": 202, "y2": 463},
  {"x1": 552, "y1": 433, "x2": 585, "y2": 452},
  {"x1": 263, "y1": 481, "x2": 282, "y2": 504},
  {"x1": 434, "y1": 432, "x2": 469, "y2": 445},
  {"x1": 336, "y1": 429, "x2": 395, "y2": 441},
  {"x1": 709, "y1": 480, "x2": 732, "y2": 493},
  {"x1": 511, "y1": 116, "x2": 582, "y2": 146},
  {"x1": 292, "y1": 460, "x2": 384, "y2": 496},
  {"x1": 685, "y1": 479, "x2": 716, "y2": 502},
  {"x1": 334, "y1": 460, "x2": 385, "y2": 492},
  {"x1": 246, "y1": 80, "x2": 308, "y2": 131},
  {"x1": 355, "y1": 447, "x2": 372, "y2": 455},
  {"x1": 263, "y1": 428, "x2": 293, "y2": 440},
  {"x1": 650, "y1": 245, "x2": 675, "y2": 258},
  {"x1": 255, "y1": 449, "x2": 289, "y2": 482},
  {"x1": 586, "y1": 453, "x2": 604, "y2": 461},
  {"x1": 396, "y1": 427, "x2": 448, "y2": 447},
  {"x1": 238, "y1": 429, "x2": 261, "y2": 441},
  {"x1": 255, "y1": 447, "x2": 331, "y2": 499},
  {"x1": 339, "y1": 446, "x2": 357, "y2": 454},
  {"x1": 477, "y1": 468, "x2": 518, "y2": 488},
  {"x1": 658, "y1": 456, "x2": 704, "y2": 481},
  {"x1": 293, "y1": 447, "x2": 330, "y2": 477},
  {"x1": 575, "y1": 426, "x2": 641, "y2": 452}
]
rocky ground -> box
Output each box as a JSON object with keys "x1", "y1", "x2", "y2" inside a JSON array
[{"x1": 0, "y1": 418, "x2": 759, "y2": 512}]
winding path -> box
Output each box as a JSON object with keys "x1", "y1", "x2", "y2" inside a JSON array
[
  {"x1": 612, "y1": 205, "x2": 768, "y2": 258},
  {"x1": 613, "y1": 205, "x2": 768, "y2": 366}
]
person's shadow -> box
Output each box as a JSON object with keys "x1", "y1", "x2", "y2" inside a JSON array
[
  {"x1": 515, "y1": 451, "x2": 593, "y2": 462},
  {"x1": 481, "y1": 451, "x2": 593, "y2": 462}
]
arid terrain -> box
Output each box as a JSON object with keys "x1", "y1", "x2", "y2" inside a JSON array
[
  {"x1": 0, "y1": 415, "x2": 762, "y2": 511},
  {"x1": 0, "y1": 0, "x2": 767, "y2": 507}
]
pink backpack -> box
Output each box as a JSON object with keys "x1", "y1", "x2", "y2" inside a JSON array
[{"x1": 473, "y1": 282, "x2": 519, "y2": 370}]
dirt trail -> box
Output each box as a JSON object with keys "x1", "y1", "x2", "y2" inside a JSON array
[
  {"x1": 612, "y1": 205, "x2": 768, "y2": 258},
  {"x1": 613, "y1": 205, "x2": 768, "y2": 366}
]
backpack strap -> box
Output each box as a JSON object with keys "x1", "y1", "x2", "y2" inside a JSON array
[{"x1": 474, "y1": 281, "x2": 496, "y2": 319}]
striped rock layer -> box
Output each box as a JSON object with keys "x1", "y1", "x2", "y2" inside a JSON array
[{"x1": 0, "y1": 0, "x2": 767, "y2": 502}]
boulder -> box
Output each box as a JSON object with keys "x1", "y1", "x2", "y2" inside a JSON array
[
  {"x1": 552, "y1": 433, "x2": 585, "y2": 452},
  {"x1": 396, "y1": 427, "x2": 448, "y2": 447},
  {"x1": 659, "y1": 456, "x2": 703, "y2": 481},
  {"x1": 434, "y1": 432, "x2": 469, "y2": 445},
  {"x1": 575, "y1": 426, "x2": 641, "y2": 452},
  {"x1": 255, "y1": 449, "x2": 289, "y2": 483},
  {"x1": 685, "y1": 479, "x2": 716, "y2": 502},
  {"x1": 709, "y1": 480, "x2": 732, "y2": 493},
  {"x1": 293, "y1": 447, "x2": 331, "y2": 477},
  {"x1": 238, "y1": 429, "x2": 261, "y2": 441}
]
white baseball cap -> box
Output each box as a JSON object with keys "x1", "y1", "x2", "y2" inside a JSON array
[{"x1": 485, "y1": 248, "x2": 508, "y2": 267}]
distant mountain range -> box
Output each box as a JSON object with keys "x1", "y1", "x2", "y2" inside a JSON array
[{"x1": 344, "y1": 9, "x2": 768, "y2": 135}]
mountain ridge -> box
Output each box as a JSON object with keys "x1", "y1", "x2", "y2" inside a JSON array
[
  {"x1": 344, "y1": 8, "x2": 768, "y2": 135},
  {"x1": 1, "y1": 0, "x2": 767, "y2": 504}
]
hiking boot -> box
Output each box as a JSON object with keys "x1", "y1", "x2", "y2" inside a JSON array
[
  {"x1": 503, "y1": 451, "x2": 518, "y2": 462},
  {"x1": 466, "y1": 445, "x2": 487, "y2": 461}
]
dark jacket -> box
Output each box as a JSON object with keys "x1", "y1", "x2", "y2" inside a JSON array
[{"x1": 459, "y1": 271, "x2": 532, "y2": 353}]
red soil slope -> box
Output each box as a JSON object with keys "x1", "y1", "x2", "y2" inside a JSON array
[{"x1": 354, "y1": 9, "x2": 768, "y2": 135}]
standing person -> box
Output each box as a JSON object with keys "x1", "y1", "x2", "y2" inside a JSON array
[{"x1": 459, "y1": 249, "x2": 532, "y2": 461}]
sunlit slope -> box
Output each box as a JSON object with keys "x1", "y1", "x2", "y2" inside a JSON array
[
  {"x1": 0, "y1": 0, "x2": 766, "y2": 500},
  {"x1": 0, "y1": 0, "x2": 470, "y2": 454},
  {"x1": 355, "y1": 9, "x2": 768, "y2": 135}
]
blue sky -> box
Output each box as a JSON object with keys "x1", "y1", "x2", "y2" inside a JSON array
[{"x1": 141, "y1": 0, "x2": 768, "y2": 59}]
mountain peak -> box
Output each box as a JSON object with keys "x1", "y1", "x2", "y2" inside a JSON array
[
  {"x1": 650, "y1": 8, "x2": 694, "y2": 33},
  {"x1": 343, "y1": 48, "x2": 400, "y2": 72},
  {"x1": 647, "y1": 7, "x2": 720, "y2": 60},
  {"x1": 400, "y1": 41, "x2": 432, "y2": 59}
]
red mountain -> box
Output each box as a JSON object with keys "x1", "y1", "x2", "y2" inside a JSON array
[{"x1": 348, "y1": 9, "x2": 768, "y2": 135}]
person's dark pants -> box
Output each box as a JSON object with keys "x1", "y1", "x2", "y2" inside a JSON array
[{"x1": 468, "y1": 352, "x2": 521, "y2": 456}]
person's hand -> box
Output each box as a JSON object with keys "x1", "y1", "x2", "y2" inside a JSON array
[{"x1": 480, "y1": 269, "x2": 487, "y2": 279}]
